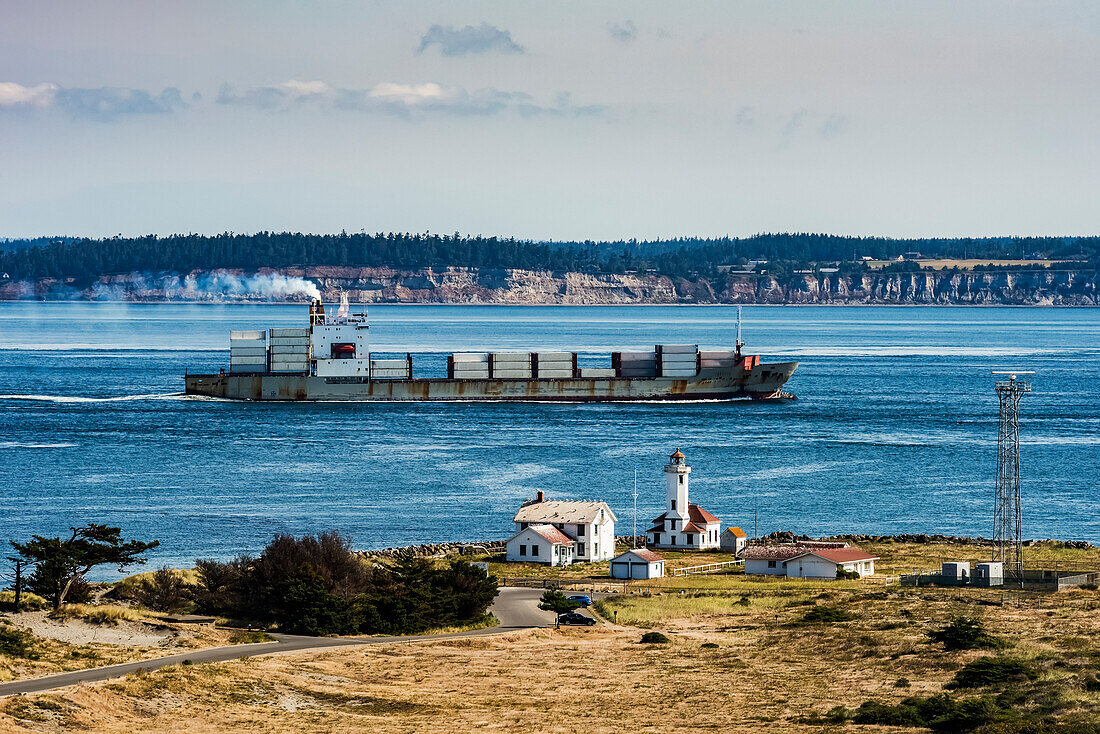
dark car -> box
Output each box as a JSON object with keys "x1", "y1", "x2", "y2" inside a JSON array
[
  {"x1": 567, "y1": 594, "x2": 592, "y2": 607},
  {"x1": 557, "y1": 612, "x2": 597, "y2": 627}
]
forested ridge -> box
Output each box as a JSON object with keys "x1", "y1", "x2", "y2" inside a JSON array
[{"x1": 1, "y1": 232, "x2": 1098, "y2": 283}]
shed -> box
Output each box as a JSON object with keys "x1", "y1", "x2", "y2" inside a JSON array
[
  {"x1": 505, "y1": 524, "x2": 576, "y2": 567},
  {"x1": 784, "y1": 547, "x2": 878, "y2": 579},
  {"x1": 974, "y1": 562, "x2": 1003, "y2": 587},
  {"x1": 942, "y1": 562, "x2": 971, "y2": 581},
  {"x1": 610, "y1": 549, "x2": 665, "y2": 580},
  {"x1": 720, "y1": 527, "x2": 749, "y2": 554}
]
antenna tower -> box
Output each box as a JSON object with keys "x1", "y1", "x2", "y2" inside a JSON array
[
  {"x1": 632, "y1": 468, "x2": 639, "y2": 548},
  {"x1": 991, "y1": 370, "x2": 1033, "y2": 581}
]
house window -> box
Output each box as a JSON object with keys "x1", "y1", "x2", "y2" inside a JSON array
[
  {"x1": 768, "y1": 560, "x2": 776, "y2": 568},
  {"x1": 577, "y1": 542, "x2": 586, "y2": 556},
  {"x1": 678, "y1": 475, "x2": 684, "y2": 484},
  {"x1": 671, "y1": 536, "x2": 677, "y2": 546},
  {"x1": 654, "y1": 533, "x2": 661, "y2": 544},
  {"x1": 521, "y1": 522, "x2": 528, "y2": 529},
  {"x1": 520, "y1": 545, "x2": 527, "y2": 556},
  {"x1": 532, "y1": 545, "x2": 539, "y2": 557},
  {"x1": 576, "y1": 524, "x2": 585, "y2": 536},
  {"x1": 687, "y1": 534, "x2": 695, "y2": 545},
  {"x1": 671, "y1": 500, "x2": 677, "y2": 510}
]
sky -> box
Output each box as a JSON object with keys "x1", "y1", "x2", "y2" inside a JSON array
[{"x1": 1, "y1": 1, "x2": 1098, "y2": 240}]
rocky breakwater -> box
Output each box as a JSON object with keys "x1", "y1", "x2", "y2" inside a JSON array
[{"x1": 761, "y1": 530, "x2": 1094, "y2": 549}]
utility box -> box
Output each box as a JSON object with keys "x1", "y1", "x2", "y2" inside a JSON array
[
  {"x1": 974, "y1": 562, "x2": 1004, "y2": 587},
  {"x1": 942, "y1": 562, "x2": 971, "y2": 584}
]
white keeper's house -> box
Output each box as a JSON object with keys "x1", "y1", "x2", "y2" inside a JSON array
[
  {"x1": 645, "y1": 449, "x2": 722, "y2": 550},
  {"x1": 505, "y1": 490, "x2": 617, "y2": 566}
]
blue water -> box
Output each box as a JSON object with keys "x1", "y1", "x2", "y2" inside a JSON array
[{"x1": 1, "y1": 303, "x2": 1098, "y2": 575}]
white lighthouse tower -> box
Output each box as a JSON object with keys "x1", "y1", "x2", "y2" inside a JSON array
[
  {"x1": 665, "y1": 449, "x2": 691, "y2": 524},
  {"x1": 646, "y1": 448, "x2": 723, "y2": 550}
]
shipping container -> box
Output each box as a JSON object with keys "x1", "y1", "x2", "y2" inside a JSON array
[
  {"x1": 370, "y1": 370, "x2": 410, "y2": 379},
  {"x1": 268, "y1": 336, "x2": 310, "y2": 346},
  {"x1": 269, "y1": 328, "x2": 310, "y2": 338},
  {"x1": 452, "y1": 353, "x2": 490, "y2": 363},
  {"x1": 536, "y1": 369, "x2": 574, "y2": 378},
  {"x1": 230, "y1": 330, "x2": 266, "y2": 341},
  {"x1": 579, "y1": 368, "x2": 616, "y2": 378},
  {"x1": 229, "y1": 337, "x2": 267, "y2": 347},
  {"x1": 370, "y1": 359, "x2": 408, "y2": 369},
  {"x1": 491, "y1": 352, "x2": 532, "y2": 363},
  {"x1": 534, "y1": 352, "x2": 572, "y2": 361},
  {"x1": 492, "y1": 369, "x2": 533, "y2": 378},
  {"x1": 229, "y1": 355, "x2": 267, "y2": 364},
  {"x1": 229, "y1": 347, "x2": 268, "y2": 356},
  {"x1": 660, "y1": 356, "x2": 698, "y2": 365},
  {"x1": 620, "y1": 369, "x2": 656, "y2": 377},
  {"x1": 662, "y1": 369, "x2": 697, "y2": 377},
  {"x1": 656, "y1": 344, "x2": 697, "y2": 354},
  {"x1": 269, "y1": 346, "x2": 309, "y2": 355},
  {"x1": 699, "y1": 350, "x2": 738, "y2": 359}
]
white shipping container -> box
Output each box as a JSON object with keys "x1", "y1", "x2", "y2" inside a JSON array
[
  {"x1": 661, "y1": 357, "x2": 698, "y2": 366},
  {"x1": 657, "y1": 344, "x2": 697, "y2": 354},
  {"x1": 662, "y1": 369, "x2": 697, "y2": 377},
  {"x1": 230, "y1": 355, "x2": 267, "y2": 364},
  {"x1": 491, "y1": 353, "x2": 532, "y2": 363},
  {"x1": 230, "y1": 346, "x2": 268, "y2": 356},
  {"x1": 452, "y1": 353, "x2": 490, "y2": 363},
  {"x1": 579, "y1": 368, "x2": 616, "y2": 378},
  {"x1": 537, "y1": 369, "x2": 574, "y2": 378},
  {"x1": 492, "y1": 369, "x2": 533, "y2": 378},
  {"x1": 229, "y1": 337, "x2": 267, "y2": 347},
  {"x1": 535, "y1": 352, "x2": 573, "y2": 361},
  {"x1": 700, "y1": 359, "x2": 738, "y2": 368},
  {"x1": 270, "y1": 363, "x2": 308, "y2": 370},
  {"x1": 269, "y1": 336, "x2": 310, "y2": 346},
  {"x1": 370, "y1": 370, "x2": 410, "y2": 379},
  {"x1": 699, "y1": 350, "x2": 738, "y2": 359},
  {"x1": 453, "y1": 372, "x2": 490, "y2": 380},
  {"x1": 230, "y1": 330, "x2": 266, "y2": 341},
  {"x1": 269, "y1": 347, "x2": 309, "y2": 356},
  {"x1": 370, "y1": 359, "x2": 408, "y2": 369},
  {"x1": 618, "y1": 351, "x2": 656, "y2": 361},
  {"x1": 269, "y1": 328, "x2": 310, "y2": 338}
]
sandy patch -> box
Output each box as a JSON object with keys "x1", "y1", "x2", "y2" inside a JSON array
[{"x1": 4, "y1": 611, "x2": 170, "y2": 647}]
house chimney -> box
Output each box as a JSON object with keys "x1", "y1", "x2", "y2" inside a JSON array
[{"x1": 535, "y1": 490, "x2": 545, "y2": 503}]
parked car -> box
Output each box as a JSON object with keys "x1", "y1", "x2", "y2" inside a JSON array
[
  {"x1": 567, "y1": 594, "x2": 592, "y2": 607},
  {"x1": 557, "y1": 612, "x2": 597, "y2": 627}
]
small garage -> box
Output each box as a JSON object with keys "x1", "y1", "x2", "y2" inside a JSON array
[{"x1": 610, "y1": 549, "x2": 665, "y2": 580}]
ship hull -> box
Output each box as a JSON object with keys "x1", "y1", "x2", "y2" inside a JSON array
[{"x1": 184, "y1": 362, "x2": 799, "y2": 402}]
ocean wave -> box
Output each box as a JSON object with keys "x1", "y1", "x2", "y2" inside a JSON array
[
  {"x1": 0, "y1": 441, "x2": 78, "y2": 449},
  {"x1": 0, "y1": 392, "x2": 200, "y2": 404}
]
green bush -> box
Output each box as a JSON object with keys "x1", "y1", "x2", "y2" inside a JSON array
[
  {"x1": 852, "y1": 694, "x2": 1010, "y2": 732},
  {"x1": 1082, "y1": 675, "x2": 1100, "y2": 692},
  {"x1": 538, "y1": 590, "x2": 581, "y2": 615},
  {"x1": 951, "y1": 657, "x2": 1038, "y2": 689},
  {"x1": 797, "y1": 605, "x2": 855, "y2": 625},
  {"x1": 836, "y1": 568, "x2": 861, "y2": 580},
  {"x1": 0, "y1": 625, "x2": 39, "y2": 659},
  {"x1": 134, "y1": 566, "x2": 192, "y2": 613},
  {"x1": 700, "y1": 642, "x2": 719, "y2": 649},
  {"x1": 640, "y1": 632, "x2": 670, "y2": 644},
  {"x1": 896, "y1": 677, "x2": 912, "y2": 688},
  {"x1": 929, "y1": 616, "x2": 1006, "y2": 651}
]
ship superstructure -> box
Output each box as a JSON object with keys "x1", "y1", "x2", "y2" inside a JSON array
[{"x1": 186, "y1": 299, "x2": 799, "y2": 402}]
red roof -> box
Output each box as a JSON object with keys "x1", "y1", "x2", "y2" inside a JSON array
[
  {"x1": 616, "y1": 548, "x2": 664, "y2": 562},
  {"x1": 527, "y1": 524, "x2": 575, "y2": 545},
  {"x1": 688, "y1": 504, "x2": 720, "y2": 524},
  {"x1": 739, "y1": 542, "x2": 856, "y2": 562},
  {"x1": 670, "y1": 449, "x2": 685, "y2": 460},
  {"x1": 681, "y1": 523, "x2": 706, "y2": 534},
  {"x1": 793, "y1": 547, "x2": 878, "y2": 564}
]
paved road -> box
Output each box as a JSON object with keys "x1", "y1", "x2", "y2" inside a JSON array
[{"x1": 0, "y1": 587, "x2": 555, "y2": 697}]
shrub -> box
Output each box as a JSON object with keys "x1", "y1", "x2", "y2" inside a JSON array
[
  {"x1": 700, "y1": 642, "x2": 719, "y2": 649},
  {"x1": 1082, "y1": 675, "x2": 1100, "y2": 692},
  {"x1": 538, "y1": 590, "x2": 581, "y2": 615},
  {"x1": 928, "y1": 616, "x2": 1006, "y2": 652},
  {"x1": 229, "y1": 630, "x2": 274, "y2": 644},
  {"x1": 640, "y1": 632, "x2": 670, "y2": 644},
  {"x1": 852, "y1": 694, "x2": 1009, "y2": 732},
  {"x1": 735, "y1": 596, "x2": 750, "y2": 607},
  {"x1": 0, "y1": 625, "x2": 39, "y2": 659},
  {"x1": 837, "y1": 568, "x2": 861, "y2": 580},
  {"x1": 1080, "y1": 583, "x2": 1098, "y2": 591},
  {"x1": 896, "y1": 677, "x2": 912, "y2": 688},
  {"x1": 133, "y1": 566, "x2": 192, "y2": 613},
  {"x1": 0, "y1": 590, "x2": 48, "y2": 611},
  {"x1": 951, "y1": 657, "x2": 1038, "y2": 689},
  {"x1": 193, "y1": 557, "x2": 246, "y2": 615},
  {"x1": 797, "y1": 605, "x2": 855, "y2": 625}
]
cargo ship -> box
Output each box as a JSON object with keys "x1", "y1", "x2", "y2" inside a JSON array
[{"x1": 184, "y1": 298, "x2": 798, "y2": 402}]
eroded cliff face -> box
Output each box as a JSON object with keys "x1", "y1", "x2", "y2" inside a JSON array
[
  {"x1": 293, "y1": 266, "x2": 1100, "y2": 305},
  {"x1": 4, "y1": 266, "x2": 1097, "y2": 304}
]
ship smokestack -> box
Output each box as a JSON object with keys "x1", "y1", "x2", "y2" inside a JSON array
[{"x1": 337, "y1": 292, "x2": 350, "y2": 319}]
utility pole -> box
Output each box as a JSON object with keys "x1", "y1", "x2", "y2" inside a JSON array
[{"x1": 991, "y1": 371, "x2": 1033, "y2": 584}]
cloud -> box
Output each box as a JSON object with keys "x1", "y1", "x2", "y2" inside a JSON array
[
  {"x1": 608, "y1": 20, "x2": 638, "y2": 43},
  {"x1": 0, "y1": 82, "x2": 57, "y2": 107},
  {"x1": 217, "y1": 79, "x2": 603, "y2": 119},
  {"x1": 0, "y1": 82, "x2": 186, "y2": 120},
  {"x1": 417, "y1": 23, "x2": 524, "y2": 56},
  {"x1": 819, "y1": 113, "x2": 849, "y2": 139}
]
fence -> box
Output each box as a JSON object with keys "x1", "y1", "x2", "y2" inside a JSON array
[{"x1": 669, "y1": 560, "x2": 743, "y2": 577}]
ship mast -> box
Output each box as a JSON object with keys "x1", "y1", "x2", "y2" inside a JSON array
[{"x1": 735, "y1": 306, "x2": 744, "y2": 360}]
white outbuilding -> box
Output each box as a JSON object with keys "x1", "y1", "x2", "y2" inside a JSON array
[
  {"x1": 720, "y1": 527, "x2": 749, "y2": 555},
  {"x1": 610, "y1": 549, "x2": 665, "y2": 580},
  {"x1": 505, "y1": 524, "x2": 576, "y2": 567},
  {"x1": 784, "y1": 547, "x2": 878, "y2": 579}
]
